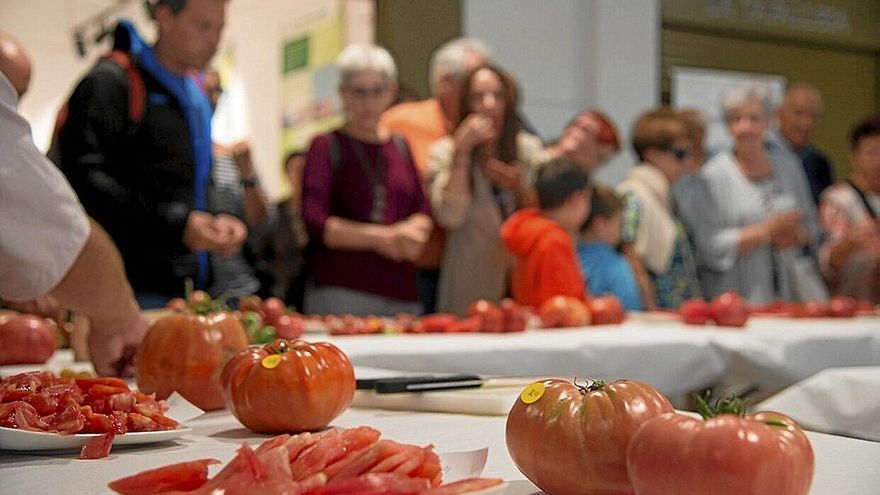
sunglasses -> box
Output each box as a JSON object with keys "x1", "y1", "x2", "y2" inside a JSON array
[
  {"x1": 668, "y1": 147, "x2": 693, "y2": 161},
  {"x1": 345, "y1": 85, "x2": 388, "y2": 99}
]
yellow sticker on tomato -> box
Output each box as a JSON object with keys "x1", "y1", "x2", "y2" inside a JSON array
[
  {"x1": 520, "y1": 381, "x2": 545, "y2": 404},
  {"x1": 261, "y1": 354, "x2": 282, "y2": 369}
]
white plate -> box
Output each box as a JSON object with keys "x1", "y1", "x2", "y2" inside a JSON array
[{"x1": 0, "y1": 426, "x2": 191, "y2": 451}]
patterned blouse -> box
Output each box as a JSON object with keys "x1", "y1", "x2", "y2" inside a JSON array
[{"x1": 818, "y1": 181, "x2": 880, "y2": 302}]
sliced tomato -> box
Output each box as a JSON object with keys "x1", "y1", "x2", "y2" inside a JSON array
[
  {"x1": 419, "y1": 478, "x2": 504, "y2": 495},
  {"x1": 86, "y1": 384, "x2": 131, "y2": 397},
  {"x1": 107, "y1": 459, "x2": 220, "y2": 495},
  {"x1": 307, "y1": 473, "x2": 432, "y2": 495},
  {"x1": 76, "y1": 377, "x2": 130, "y2": 392},
  {"x1": 79, "y1": 431, "x2": 115, "y2": 460}
]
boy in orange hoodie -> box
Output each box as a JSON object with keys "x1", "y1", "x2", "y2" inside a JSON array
[{"x1": 501, "y1": 157, "x2": 591, "y2": 308}]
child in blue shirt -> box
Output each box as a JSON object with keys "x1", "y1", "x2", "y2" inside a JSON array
[{"x1": 578, "y1": 186, "x2": 644, "y2": 310}]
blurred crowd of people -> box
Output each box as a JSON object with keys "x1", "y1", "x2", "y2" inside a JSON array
[{"x1": 2, "y1": 0, "x2": 879, "y2": 374}]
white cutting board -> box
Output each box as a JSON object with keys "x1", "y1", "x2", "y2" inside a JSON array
[{"x1": 351, "y1": 386, "x2": 525, "y2": 416}]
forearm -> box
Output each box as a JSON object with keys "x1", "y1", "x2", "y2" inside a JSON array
[
  {"x1": 49, "y1": 220, "x2": 144, "y2": 335},
  {"x1": 736, "y1": 222, "x2": 770, "y2": 255},
  {"x1": 826, "y1": 237, "x2": 861, "y2": 272},
  {"x1": 241, "y1": 185, "x2": 270, "y2": 228},
  {"x1": 433, "y1": 152, "x2": 473, "y2": 228},
  {"x1": 322, "y1": 216, "x2": 389, "y2": 253},
  {"x1": 623, "y1": 247, "x2": 656, "y2": 311}
]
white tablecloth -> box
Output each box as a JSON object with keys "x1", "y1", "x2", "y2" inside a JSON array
[
  {"x1": 1, "y1": 406, "x2": 878, "y2": 495},
  {"x1": 317, "y1": 315, "x2": 880, "y2": 400},
  {"x1": 758, "y1": 366, "x2": 880, "y2": 442}
]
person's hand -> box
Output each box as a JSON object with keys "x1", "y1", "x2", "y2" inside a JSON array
[
  {"x1": 483, "y1": 158, "x2": 523, "y2": 192},
  {"x1": 765, "y1": 211, "x2": 802, "y2": 249},
  {"x1": 231, "y1": 141, "x2": 254, "y2": 177},
  {"x1": 392, "y1": 217, "x2": 432, "y2": 262},
  {"x1": 211, "y1": 213, "x2": 248, "y2": 256},
  {"x1": 88, "y1": 310, "x2": 149, "y2": 377},
  {"x1": 2, "y1": 295, "x2": 65, "y2": 326},
  {"x1": 453, "y1": 114, "x2": 496, "y2": 154},
  {"x1": 840, "y1": 221, "x2": 880, "y2": 262},
  {"x1": 373, "y1": 217, "x2": 431, "y2": 263},
  {"x1": 183, "y1": 211, "x2": 248, "y2": 256}
]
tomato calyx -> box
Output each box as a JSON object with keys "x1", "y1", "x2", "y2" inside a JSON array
[
  {"x1": 266, "y1": 339, "x2": 295, "y2": 355},
  {"x1": 573, "y1": 378, "x2": 607, "y2": 394},
  {"x1": 181, "y1": 278, "x2": 231, "y2": 315},
  {"x1": 694, "y1": 393, "x2": 746, "y2": 419}
]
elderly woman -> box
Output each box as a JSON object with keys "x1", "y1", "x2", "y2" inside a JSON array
[
  {"x1": 427, "y1": 64, "x2": 545, "y2": 315},
  {"x1": 681, "y1": 83, "x2": 826, "y2": 304},
  {"x1": 818, "y1": 114, "x2": 880, "y2": 302},
  {"x1": 301, "y1": 43, "x2": 432, "y2": 316}
]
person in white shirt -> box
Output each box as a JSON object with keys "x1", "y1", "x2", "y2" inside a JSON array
[{"x1": 0, "y1": 32, "x2": 148, "y2": 376}]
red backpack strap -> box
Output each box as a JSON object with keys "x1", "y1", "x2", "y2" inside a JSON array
[{"x1": 103, "y1": 50, "x2": 146, "y2": 126}]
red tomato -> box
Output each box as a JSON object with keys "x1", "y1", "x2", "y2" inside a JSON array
[
  {"x1": 262, "y1": 297, "x2": 287, "y2": 325},
  {"x1": 273, "y1": 313, "x2": 304, "y2": 340},
  {"x1": 538, "y1": 295, "x2": 591, "y2": 328},
  {"x1": 828, "y1": 296, "x2": 858, "y2": 318},
  {"x1": 628, "y1": 411, "x2": 814, "y2": 495},
  {"x1": 466, "y1": 299, "x2": 505, "y2": 332},
  {"x1": 447, "y1": 316, "x2": 481, "y2": 333},
  {"x1": 0, "y1": 315, "x2": 58, "y2": 365},
  {"x1": 588, "y1": 295, "x2": 625, "y2": 325},
  {"x1": 165, "y1": 297, "x2": 187, "y2": 312},
  {"x1": 500, "y1": 298, "x2": 529, "y2": 333},
  {"x1": 679, "y1": 298, "x2": 712, "y2": 325},
  {"x1": 221, "y1": 339, "x2": 355, "y2": 433},
  {"x1": 856, "y1": 300, "x2": 877, "y2": 316},
  {"x1": 506, "y1": 379, "x2": 673, "y2": 495},
  {"x1": 418, "y1": 314, "x2": 459, "y2": 333},
  {"x1": 710, "y1": 291, "x2": 750, "y2": 327},
  {"x1": 799, "y1": 301, "x2": 829, "y2": 318},
  {"x1": 136, "y1": 311, "x2": 249, "y2": 411},
  {"x1": 237, "y1": 295, "x2": 264, "y2": 316}
]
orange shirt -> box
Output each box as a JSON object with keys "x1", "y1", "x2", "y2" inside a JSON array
[
  {"x1": 380, "y1": 98, "x2": 449, "y2": 176},
  {"x1": 501, "y1": 208, "x2": 587, "y2": 308}
]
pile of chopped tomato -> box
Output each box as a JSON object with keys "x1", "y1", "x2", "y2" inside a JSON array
[
  {"x1": 109, "y1": 426, "x2": 502, "y2": 495},
  {"x1": 0, "y1": 371, "x2": 178, "y2": 459}
]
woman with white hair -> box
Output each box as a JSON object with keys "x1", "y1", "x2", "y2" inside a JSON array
[
  {"x1": 681, "y1": 82, "x2": 826, "y2": 304},
  {"x1": 301, "y1": 43, "x2": 432, "y2": 316}
]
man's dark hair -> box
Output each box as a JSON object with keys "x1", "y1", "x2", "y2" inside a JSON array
[
  {"x1": 145, "y1": 0, "x2": 188, "y2": 19},
  {"x1": 850, "y1": 114, "x2": 880, "y2": 150},
  {"x1": 536, "y1": 157, "x2": 590, "y2": 210},
  {"x1": 580, "y1": 185, "x2": 624, "y2": 232}
]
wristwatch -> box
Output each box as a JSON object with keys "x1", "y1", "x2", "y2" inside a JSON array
[{"x1": 240, "y1": 175, "x2": 260, "y2": 188}]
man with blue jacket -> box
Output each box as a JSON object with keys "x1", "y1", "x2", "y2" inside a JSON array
[{"x1": 52, "y1": 0, "x2": 244, "y2": 308}]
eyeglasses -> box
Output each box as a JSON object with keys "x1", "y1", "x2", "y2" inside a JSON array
[
  {"x1": 344, "y1": 85, "x2": 388, "y2": 99},
  {"x1": 668, "y1": 147, "x2": 693, "y2": 161}
]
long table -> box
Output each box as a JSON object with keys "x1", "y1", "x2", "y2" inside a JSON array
[
  {"x1": 318, "y1": 314, "x2": 880, "y2": 401},
  {"x1": 2, "y1": 405, "x2": 879, "y2": 495}
]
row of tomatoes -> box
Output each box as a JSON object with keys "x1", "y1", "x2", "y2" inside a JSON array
[{"x1": 679, "y1": 292, "x2": 871, "y2": 327}]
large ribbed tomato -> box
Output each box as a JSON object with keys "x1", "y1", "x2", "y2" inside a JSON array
[
  {"x1": 136, "y1": 311, "x2": 249, "y2": 411},
  {"x1": 627, "y1": 401, "x2": 814, "y2": 495},
  {"x1": 506, "y1": 379, "x2": 673, "y2": 495},
  {"x1": 221, "y1": 339, "x2": 355, "y2": 433}
]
